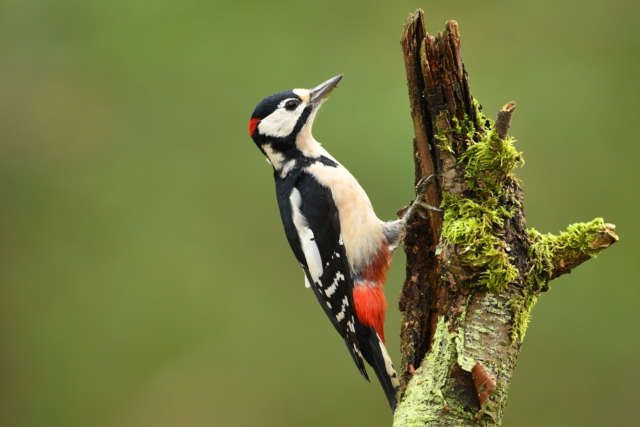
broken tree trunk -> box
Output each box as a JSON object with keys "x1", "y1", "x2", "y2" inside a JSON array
[{"x1": 393, "y1": 10, "x2": 618, "y2": 426}]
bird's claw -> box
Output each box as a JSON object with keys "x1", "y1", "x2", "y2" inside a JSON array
[
  {"x1": 414, "y1": 174, "x2": 443, "y2": 213},
  {"x1": 416, "y1": 200, "x2": 443, "y2": 214},
  {"x1": 402, "y1": 175, "x2": 443, "y2": 222},
  {"x1": 415, "y1": 174, "x2": 438, "y2": 198}
]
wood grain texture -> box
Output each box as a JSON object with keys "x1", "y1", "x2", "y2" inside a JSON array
[{"x1": 394, "y1": 10, "x2": 617, "y2": 426}]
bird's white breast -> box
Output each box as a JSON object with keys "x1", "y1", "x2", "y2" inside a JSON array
[{"x1": 305, "y1": 162, "x2": 385, "y2": 272}]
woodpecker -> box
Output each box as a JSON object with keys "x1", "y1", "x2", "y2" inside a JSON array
[{"x1": 248, "y1": 75, "x2": 431, "y2": 411}]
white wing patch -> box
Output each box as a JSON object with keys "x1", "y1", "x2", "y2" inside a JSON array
[
  {"x1": 335, "y1": 296, "x2": 349, "y2": 322},
  {"x1": 347, "y1": 317, "x2": 356, "y2": 333},
  {"x1": 324, "y1": 271, "x2": 345, "y2": 297},
  {"x1": 290, "y1": 188, "x2": 323, "y2": 283},
  {"x1": 377, "y1": 332, "x2": 400, "y2": 389},
  {"x1": 352, "y1": 341, "x2": 364, "y2": 359},
  {"x1": 304, "y1": 274, "x2": 311, "y2": 289}
]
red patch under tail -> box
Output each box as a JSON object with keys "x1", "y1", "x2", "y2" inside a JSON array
[
  {"x1": 361, "y1": 243, "x2": 391, "y2": 284},
  {"x1": 353, "y1": 243, "x2": 392, "y2": 343},
  {"x1": 353, "y1": 285, "x2": 388, "y2": 343}
]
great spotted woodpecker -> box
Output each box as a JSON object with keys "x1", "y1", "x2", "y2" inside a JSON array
[{"x1": 249, "y1": 75, "x2": 430, "y2": 411}]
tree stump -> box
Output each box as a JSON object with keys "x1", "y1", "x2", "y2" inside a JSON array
[{"x1": 394, "y1": 10, "x2": 618, "y2": 426}]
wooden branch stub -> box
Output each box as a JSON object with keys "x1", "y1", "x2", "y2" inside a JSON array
[
  {"x1": 590, "y1": 223, "x2": 618, "y2": 250},
  {"x1": 495, "y1": 101, "x2": 516, "y2": 139},
  {"x1": 471, "y1": 362, "x2": 496, "y2": 406},
  {"x1": 549, "y1": 221, "x2": 619, "y2": 280}
]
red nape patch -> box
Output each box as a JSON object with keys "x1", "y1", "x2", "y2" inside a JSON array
[
  {"x1": 248, "y1": 118, "x2": 260, "y2": 136},
  {"x1": 353, "y1": 286, "x2": 387, "y2": 343}
]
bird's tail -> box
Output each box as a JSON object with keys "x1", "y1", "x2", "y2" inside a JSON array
[{"x1": 360, "y1": 328, "x2": 400, "y2": 411}]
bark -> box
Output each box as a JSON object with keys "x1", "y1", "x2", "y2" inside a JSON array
[{"x1": 393, "y1": 10, "x2": 618, "y2": 426}]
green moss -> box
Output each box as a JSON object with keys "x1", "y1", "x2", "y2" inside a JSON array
[
  {"x1": 435, "y1": 104, "x2": 610, "y2": 344},
  {"x1": 438, "y1": 105, "x2": 523, "y2": 293},
  {"x1": 459, "y1": 101, "x2": 524, "y2": 192},
  {"x1": 472, "y1": 98, "x2": 484, "y2": 123},
  {"x1": 509, "y1": 218, "x2": 609, "y2": 342},
  {"x1": 434, "y1": 114, "x2": 454, "y2": 154},
  {"x1": 509, "y1": 294, "x2": 537, "y2": 343},
  {"x1": 529, "y1": 218, "x2": 607, "y2": 267},
  {"x1": 435, "y1": 126, "x2": 454, "y2": 153},
  {"x1": 441, "y1": 193, "x2": 518, "y2": 292},
  {"x1": 450, "y1": 115, "x2": 463, "y2": 134},
  {"x1": 461, "y1": 131, "x2": 523, "y2": 192}
]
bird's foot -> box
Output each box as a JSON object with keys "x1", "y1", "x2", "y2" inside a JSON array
[
  {"x1": 405, "y1": 174, "x2": 442, "y2": 220},
  {"x1": 387, "y1": 175, "x2": 442, "y2": 251}
]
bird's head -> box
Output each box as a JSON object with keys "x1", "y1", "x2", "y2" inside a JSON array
[{"x1": 248, "y1": 75, "x2": 343, "y2": 167}]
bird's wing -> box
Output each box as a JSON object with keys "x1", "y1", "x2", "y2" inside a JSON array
[{"x1": 281, "y1": 171, "x2": 368, "y2": 380}]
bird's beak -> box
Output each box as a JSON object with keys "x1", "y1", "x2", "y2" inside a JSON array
[{"x1": 309, "y1": 74, "x2": 343, "y2": 105}]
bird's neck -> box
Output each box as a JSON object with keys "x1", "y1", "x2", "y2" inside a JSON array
[
  {"x1": 264, "y1": 133, "x2": 337, "y2": 178},
  {"x1": 295, "y1": 128, "x2": 331, "y2": 159}
]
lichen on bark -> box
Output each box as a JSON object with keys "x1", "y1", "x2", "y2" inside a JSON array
[{"x1": 394, "y1": 10, "x2": 618, "y2": 426}]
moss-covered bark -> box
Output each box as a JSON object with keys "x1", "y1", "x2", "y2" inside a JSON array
[{"x1": 394, "y1": 11, "x2": 618, "y2": 426}]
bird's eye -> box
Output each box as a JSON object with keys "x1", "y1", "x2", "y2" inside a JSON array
[{"x1": 284, "y1": 99, "x2": 299, "y2": 111}]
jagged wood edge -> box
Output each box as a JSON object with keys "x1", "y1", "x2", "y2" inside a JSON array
[{"x1": 394, "y1": 9, "x2": 618, "y2": 426}]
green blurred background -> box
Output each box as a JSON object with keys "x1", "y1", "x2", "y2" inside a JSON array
[{"x1": 0, "y1": 1, "x2": 637, "y2": 426}]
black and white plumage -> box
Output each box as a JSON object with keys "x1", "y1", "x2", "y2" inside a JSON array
[
  {"x1": 249, "y1": 75, "x2": 426, "y2": 410},
  {"x1": 278, "y1": 171, "x2": 368, "y2": 375}
]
